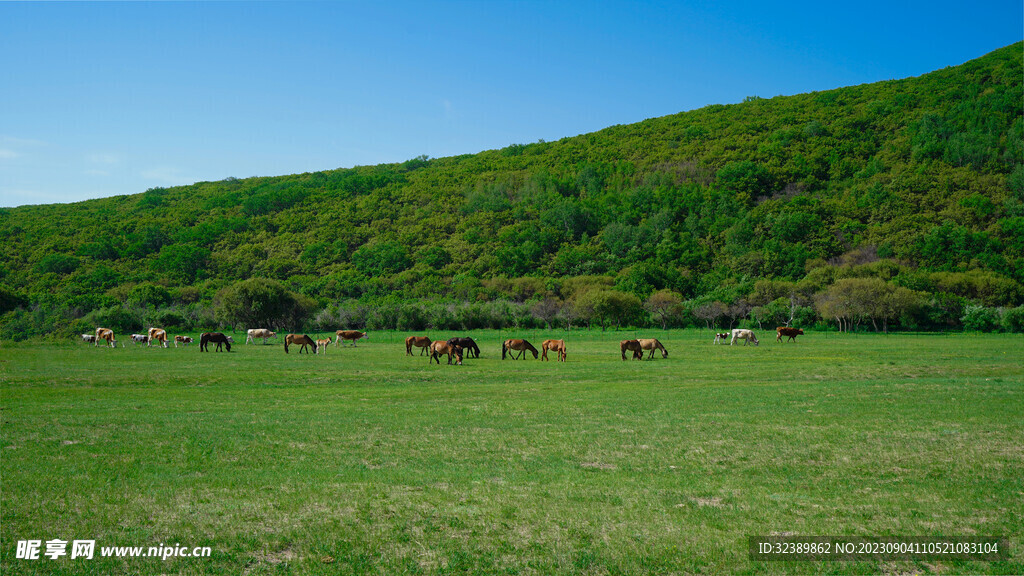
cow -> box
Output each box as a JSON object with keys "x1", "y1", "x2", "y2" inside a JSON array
[
  {"x1": 776, "y1": 327, "x2": 804, "y2": 343},
  {"x1": 713, "y1": 332, "x2": 730, "y2": 345},
  {"x1": 246, "y1": 329, "x2": 277, "y2": 345},
  {"x1": 200, "y1": 332, "x2": 232, "y2": 352},
  {"x1": 731, "y1": 329, "x2": 759, "y2": 346},
  {"x1": 316, "y1": 338, "x2": 333, "y2": 354},
  {"x1": 335, "y1": 330, "x2": 368, "y2": 347},
  {"x1": 147, "y1": 327, "x2": 168, "y2": 348},
  {"x1": 406, "y1": 336, "x2": 432, "y2": 356},
  {"x1": 429, "y1": 341, "x2": 463, "y2": 365},
  {"x1": 130, "y1": 334, "x2": 150, "y2": 345},
  {"x1": 95, "y1": 328, "x2": 116, "y2": 348},
  {"x1": 81, "y1": 334, "x2": 96, "y2": 344},
  {"x1": 174, "y1": 335, "x2": 194, "y2": 347},
  {"x1": 284, "y1": 334, "x2": 318, "y2": 354},
  {"x1": 620, "y1": 339, "x2": 643, "y2": 360},
  {"x1": 637, "y1": 338, "x2": 668, "y2": 359}
]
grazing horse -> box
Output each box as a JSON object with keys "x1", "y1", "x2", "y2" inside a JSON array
[
  {"x1": 714, "y1": 332, "x2": 730, "y2": 345},
  {"x1": 620, "y1": 339, "x2": 643, "y2": 360},
  {"x1": 502, "y1": 339, "x2": 538, "y2": 360},
  {"x1": 148, "y1": 327, "x2": 168, "y2": 348},
  {"x1": 638, "y1": 338, "x2": 668, "y2": 359},
  {"x1": 95, "y1": 328, "x2": 116, "y2": 348},
  {"x1": 316, "y1": 338, "x2": 333, "y2": 354},
  {"x1": 429, "y1": 341, "x2": 463, "y2": 365},
  {"x1": 335, "y1": 330, "x2": 368, "y2": 347},
  {"x1": 541, "y1": 339, "x2": 567, "y2": 362},
  {"x1": 174, "y1": 335, "x2": 193, "y2": 347},
  {"x1": 200, "y1": 332, "x2": 232, "y2": 352},
  {"x1": 731, "y1": 329, "x2": 759, "y2": 346},
  {"x1": 284, "y1": 334, "x2": 318, "y2": 354},
  {"x1": 776, "y1": 327, "x2": 804, "y2": 343},
  {"x1": 405, "y1": 336, "x2": 432, "y2": 356},
  {"x1": 446, "y1": 337, "x2": 480, "y2": 358},
  {"x1": 246, "y1": 329, "x2": 277, "y2": 345}
]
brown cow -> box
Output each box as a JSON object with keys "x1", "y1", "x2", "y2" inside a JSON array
[
  {"x1": 148, "y1": 327, "x2": 168, "y2": 348},
  {"x1": 406, "y1": 335, "x2": 432, "y2": 356},
  {"x1": 776, "y1": 327, "x2": 804, "y2": 343},
  {"x1": 335, "y1": 330, "x2": 368, "y2": 347},
  {"x1": 95, "y1": 327, "x2": 116, "y2": 348},
  {"x1": 174, "y1": 335, "x2": 193, "y2": 347}
]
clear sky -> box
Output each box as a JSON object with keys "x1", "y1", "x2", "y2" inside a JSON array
[{"x1": 1, "y1": 1, "x2": 1021, "y2": 208}]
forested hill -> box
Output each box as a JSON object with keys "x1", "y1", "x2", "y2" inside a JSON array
[{"x1": 2, "y1": 43, "x2": 1023, "y2": 338}]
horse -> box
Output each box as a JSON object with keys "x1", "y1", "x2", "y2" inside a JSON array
[
  {"x1": 429, "y1": 341, "x2": 463, "y2": 365},
  {"x1": 541, "y1": 339, "x2": 566, "y2": 362},
  {"x1": 776, "y1": 327, "x2": 804, "y2": 342},
  {"x1": 316, "y1": 338, "x2": 333, "y2": 354},
  {"x1": 200, "y1": 332, "x2": 232, "y2": 352},
  {"x1": 731, "y1": 329, "x2": 759, "y2": 346},
  {"x1": 446, "y1": 337, "x2": 480, "y2": 358},
  {"x1": 638, "y1": 338, "x2": 668, "y2": 359},
  {"x1": 335, "y1": 330, "x2": 368, "y2": 347},
  {"x1": 620, "y1": 339, "x2": 643, "y2": 360},
  {"x1": 713, "y1": 332, "x2": 730, "y2": 345},
  {"x1": 405, "y1": 336, "x2": 432, "y2": 356},
  {"x1": 95, "y1": 327, "x2": 116, "y2": 348},
  {"x1": 284, "y1": 334, "x2": 318, "y2": 354},
  {"x1": 147, "y1": 327, "x2": 168, "y2": 348},
  {"x1": 502, "y1": 339, "x2": 538, "y2": 360}
]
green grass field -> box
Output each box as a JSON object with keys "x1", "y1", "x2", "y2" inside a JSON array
[{"x1": 1, "y1": 329, "x2": 1021, "y2": 575}]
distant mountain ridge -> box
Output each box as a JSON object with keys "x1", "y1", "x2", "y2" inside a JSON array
[{"x1": 1, "y1": 42, "x2": 1021, "y2": 337}]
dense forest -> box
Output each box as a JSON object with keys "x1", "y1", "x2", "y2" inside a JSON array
[{"x1": 2, "y1": 43, "x2": 1022, "y2": 339}]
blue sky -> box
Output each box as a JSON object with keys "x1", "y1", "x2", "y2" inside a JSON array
[{"x1": 1, "y1": 1, "x2": 1021, "y2": 207}]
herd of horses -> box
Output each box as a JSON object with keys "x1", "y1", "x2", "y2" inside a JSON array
[{"x1": 82, "y1": 326, "x2": 806, "y2": 362}]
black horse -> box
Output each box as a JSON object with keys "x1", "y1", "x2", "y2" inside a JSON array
[
  {"x1": 446, "y1": 337, "x2": 480, "y2": 358},
  {"x1": 200, "y1": 332, "x2": 232, "y2": 352}
]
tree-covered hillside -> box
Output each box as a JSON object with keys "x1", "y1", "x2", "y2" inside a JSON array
[{"x1": 2, "y1": 43, "x2": 1022, "y2": 338}]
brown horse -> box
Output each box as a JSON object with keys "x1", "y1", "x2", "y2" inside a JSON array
[
  {"x1": 620, "y1": 339, "x2": 643, "y2": 360},
  {"x1": 502, "y1": 339, "x2": 538, "y2": 360},
  {"x1": 541, "y1": 339, "x2": 566, "y2": 362},
  {"x1": 335, "y1": 330, "x2": 368, "y2": 347},
  {"x1": 284, "y1": 334, "x2": 318, "y2": 354},
  {"x1": 200, "y1": 332, "x2": 232, "y2": 352},
  {"x1": 316, "y1": 338, "x2": 333, "y2": 354},
  {"x1": 638, "y1": 338, "x2": 668, "y2": 359},
  {"x1": 405, "y1": 335, "x2": 432, "y2": 356},
  {"x1": 446, "y1": 337, "x2": 480, "y2": 358},
  {"x1": 429, "y1": 341, "x2": 463, "y2": 365}
]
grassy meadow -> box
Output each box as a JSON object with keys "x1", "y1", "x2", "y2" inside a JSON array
[{"x1": 1, "y1": 329, "x2": 1021, "y2": 575}]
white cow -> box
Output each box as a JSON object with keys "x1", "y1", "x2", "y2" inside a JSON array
[
  {"x1": 81, "y1": 334, "x2": 97, "y2": 344},
  {"x1": 730, "y1": 329, "x2": 759, "y2": 346},
  {"x1": 246, "y1": 329, "x2": 277, "y2": 345},
  {"x1": 130, "y1": 334, "x2": 149, "y2": 345}
]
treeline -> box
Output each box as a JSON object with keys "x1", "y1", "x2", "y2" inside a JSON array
[{"x1": 1, "y1": 44, "x2": 1022, "y2": 340}]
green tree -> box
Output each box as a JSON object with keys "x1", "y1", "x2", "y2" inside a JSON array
[{"x1": 214, "y1": 278, "x2": 316, "y2": 331}]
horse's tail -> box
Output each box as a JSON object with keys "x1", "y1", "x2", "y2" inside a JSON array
[
  {"x1": 284, "y1": 337, "x2": 290, "y2": 354},
  {"x1": 501, "y1": 341, "x2": 507, "y2": 360}
]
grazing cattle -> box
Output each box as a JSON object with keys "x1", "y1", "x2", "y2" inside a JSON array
[
  {"x1": 429, "y1": 341, "x2": 463, "y2": 365},
  {"x1": 130, "y1": 334, "x2": 150, "y2": 345},
  {"x1": 446, "y1": 337, "x2": 480, "y2": 358},
  {"x1": 81, "y1": 334, "x2": 96, "y2": 344},
  {"x1": 147, "y1": 327, "x2": 168, "y2": 348},
  {"x1": 200, "y1": 332, "x2": 232, "y2": 352},
  {"x1": 316, "y1": 338, "x2": 333, "y2": 354},
  {"x1": 502, "y1": 339, "x2": 538, "y2": 360},
  {"x1": 638, "y1": 338, "x2": 669, "y2": 359},
  {"x1": 405, "y1": 336, "x2": 432, "y2": 356},
  {"x1": 174, "y1": 335, "x2": 193, "y2": 347},
  {"x1": 541, "y1": 339, "x2": 567, "y2": 362},
  {"x1": 620, "y1": 339, "x2": 643, "y2": 360},
  {"x1": 94, "y1": 328, "x2": 116, "y2": 348},
  {"x1": 246, "y1": 329, "x2": 277, "y2": 345},
  {"x1": 731, "y1": 329, "x2": 759, "y2": 346},
  {"x1": 335, "y1": 330, "x2": 368, "y2": 347},
  {"x1": 776, "y1": 327, "x2": 804, "y2": 343},
  {"x1": 714, "y1": 332, "x2": 730, "y2": 345},
  {"x1": 284, "y1": 334, "x2": 318, "y2": 354}
]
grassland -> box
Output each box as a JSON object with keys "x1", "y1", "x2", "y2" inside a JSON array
[{"x1": 1, "y1": 329, "x2": 1021, "y2": 575}]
